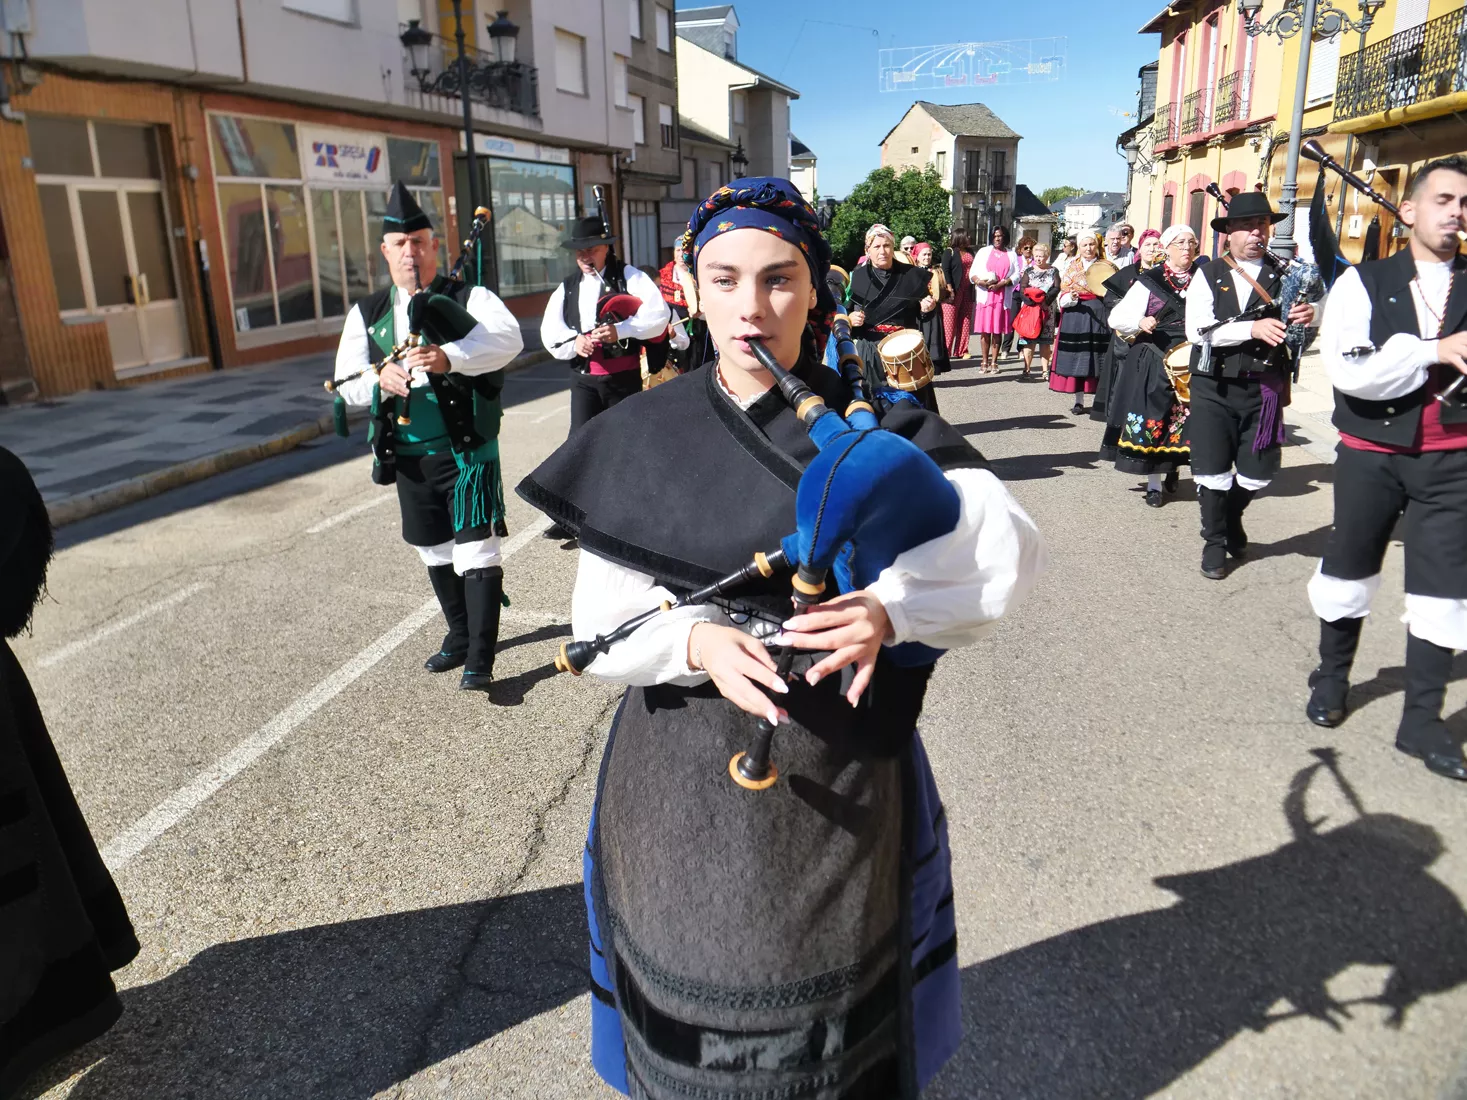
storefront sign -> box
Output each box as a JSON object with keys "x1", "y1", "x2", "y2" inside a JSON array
[
  {"x1": 300, "y1": 125, "x2": 389, "y2": 184},
  {"x1": 460, "y1": 132, "x2": 572, "y2": 165}
]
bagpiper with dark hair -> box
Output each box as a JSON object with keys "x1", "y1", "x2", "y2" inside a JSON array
[
  {"x1": 1183, "y1": 191, "x2": 1319, "y2": 579},
  {"x1": 331, "y1": 182, "x2": 524, "y2": 692},
  {"x1": 1304, "y1": 155, "x2": 1467, "y2": 783}
]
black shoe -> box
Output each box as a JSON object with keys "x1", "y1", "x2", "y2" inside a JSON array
[
  {"x1": 1304, "y1": 617, "x2": 1363, "y2": 727},
  {"x1": 543, "y1": 522, "x2": 573, "y2": 540},
  {"x1": 1305, "y1": 673, "x2": 1348, "y2": 727},
  {"x1": 1394, "y1": 734, "x2": 1467, "y2": 780},
  {"x1": 425, "y1": 649, "x2": 467, "y2": 673},
  {"x1": 1198, "y1": 486, "x2": 1229, "y2": 579},
  {"x1": 459, "y1": 671, "x2": 495, "y2": 693},
  {"x1": 1225, "y1": 484, "x2": 1255, "y2": 558},
  {"x1": 1071, "y1": 403, "x2": 1086, "y2": 415},
  {"x1": 1145, "y1": 489, "x2": 1164, "y2": 508},
  {"x1": 427, "y1": 564, "x2": 469, "y2": 663},
  {"x1": 1394, "y1": 632, "x2": 1464, "y2": 779},
  {"x1": 1200, "y1": 548, "x2": 1228, "y2": 580},
  {"x1": 1163, "y1": 469, "x2": 1179, "y2": 494}
]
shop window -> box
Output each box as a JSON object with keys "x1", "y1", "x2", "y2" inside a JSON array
[
  {"x1": 209, "y1": 115, "x2": 299, "y2": 180},
  {"x1": 27, "y1": 116, "x2": 93, "y2": 177},
  {"x1": 387, "y1": 137, "x2": 440, "y2": 187},
  {"x1": 38, "y1": 185, "x2": 86, "y2": 311},
  {"x1": 268, "y1": 186, "x2": 313, "y2": 325},
  {"x1": 486, "y1": 157, "x2": 577, "y2": 297},
  {"x1": 217, "y1": 182, "x2": 275, "y2": 330},
  {"x1": 312, "y1": 189, "x2": 346, "y2": 318},
  {"x1": 339, "y1": 190, "x2": 373, "y2": 304},
  {"x1": 95, "y1": 123, "x2": 161, "y2": 180}
]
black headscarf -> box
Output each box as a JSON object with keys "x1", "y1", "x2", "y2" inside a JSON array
[{"x1": 0, "y1": 446, "x2": 53, "y2": 638}]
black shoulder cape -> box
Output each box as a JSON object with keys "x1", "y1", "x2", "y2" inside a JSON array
[
  {"x1": 516, "y1": 360, "x2": 985, "y2": 599},
  {"x1": 849, "y1": 263, "x2": 932, "y2": 330}
]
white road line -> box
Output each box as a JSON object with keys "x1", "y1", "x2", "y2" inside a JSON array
[
  {"x1": 532, "y1": 402, "x2": 570, "y2": 424},
  {"x1": 306, "y1": 494, "x2": 394, "y2": 534},
  {"x1": 101, "y1": 512, "x2": 552, "y2": 873},
  {"x1": 37, "y1": 583, "x2": 212, "y2": 670}
]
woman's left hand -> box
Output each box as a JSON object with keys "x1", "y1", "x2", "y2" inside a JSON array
[
  {"x1": 778, "y1": 592, "x2": 893, "y2": 706},
  {"x1": 920, "y1": 295, "x2": 936, "y2": 313}
]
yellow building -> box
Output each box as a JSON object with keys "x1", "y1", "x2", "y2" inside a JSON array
[{"x1": 1134, "y1": 0, "x2": 1466, "y2": 261}]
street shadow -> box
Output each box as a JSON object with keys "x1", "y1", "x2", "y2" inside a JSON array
[
  {"x1": 1243, "y1": 522, "x2": 1334, "y2": 563},
  {"x1": 488, "y1": 661, "x2": 563, "y2": 706},
  {"x1": 950, "y1": 414, "x2": 1077, "y2": 436},
  {"x1": 932, "y1": 374, "x2": 1015, "y2": 389},
  {"x1": 928, "y1": 751, "x2": 1467, "y2": 1100},
  {"x1": 1343, "y1": 651, "x2": 1467, "y2": 729},
  {"x1": 21, "y1": 883, "x2": 588, "y2": 1100},
  {"x1": 497, "y1": 622, "x2": 572, "y2": 654},
  {"x1": 986, "y1": 449, "x2": 1106, "y2": 481},
  {"x1": 1265, "y1": 461, "x2": 1334, "y2": 499}
]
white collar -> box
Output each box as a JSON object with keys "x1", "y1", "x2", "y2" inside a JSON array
[{"x1": 715, "y1": 362, "x2": 772, "y2": 410}]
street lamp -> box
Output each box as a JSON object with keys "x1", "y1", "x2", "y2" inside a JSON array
[
  {"x1": 400, "y1": 19, "x2": 433, "y2": 89},
  {"x1": 486, "y1": 11, "x2": 519, "y2": 65},
  {"x1": 731, "y1": 138, "x2": 749, "y2": 177},
  {"x1": 1241, "y1": 0, "x2": 1384, "y2": 258},
  {"x1": 1120, "y1": 138, "x2": 1155, "y2": 176}
]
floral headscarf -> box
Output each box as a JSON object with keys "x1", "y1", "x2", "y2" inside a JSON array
[{"x1": 678, "y1": 176, "x2": 838, "y2": 355}]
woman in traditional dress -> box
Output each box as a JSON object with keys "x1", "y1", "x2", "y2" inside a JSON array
[
  {"x1": 1050, "y1": 231, "x2": 1111, "y2": 413},
  {"x1": 911, "y1": 241, "x2": 952, "y2": 376},
  {"x1": 940, "y1": 229, "x2": 976, "y2": 361},
  {"x1": 1095, "y1": 229, "x2": 1161, "y2": 423},
  {"x1": 516, "y1": 177, "x2": 1045, "y2": 1100},
  {"x1": 970, "y1": 226, "x2": 1020, "y2": 375},
  {"x1": 1, "y1": 447, "x2": 140, "y2": 1097},
  {"x1": 848, "y1": 223, "x2": 941, "y2": 411},
  {"x1": 1105, "y1": 224, "x2": 1202, "y2": 506},
  {"x1": 1015, "y1": 241, "x2": 1060, "y2": 381}
]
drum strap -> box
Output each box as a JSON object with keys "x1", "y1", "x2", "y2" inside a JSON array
[{"x1": 1223, "y1": 255, "x2": 1274, "y2": 306}]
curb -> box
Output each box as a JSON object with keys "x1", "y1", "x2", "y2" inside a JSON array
[{"x1": 45, "y1": 349, "x2": 554, "y2": 529}]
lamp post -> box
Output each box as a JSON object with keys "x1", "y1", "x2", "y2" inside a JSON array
[
  {"x1": 486, "y1": 11, "x2": 519, "y2": 64},
  {"x1": 449, "y1": 0, "x2": 480, "y2": 216},
  {"x1": 400, "y1": 19, "x2": 433, "y2": 90},
  {"x1": 1240, "y1": 0, "x2": 1384, "y2": 259},
  {"x1": 731, "y1": 138, "x2": 749, "y2": 179}
]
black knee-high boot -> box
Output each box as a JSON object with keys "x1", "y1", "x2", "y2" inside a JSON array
[
  {"x1": 1395, "y1": 632, "x2": 1465, "y2": 781},
  {"x1": 425, "y1": 564, "x2": 469, "y2": 672},
  {"x1": 460, "y1": 566, "x2": 504, "y2": 693},
  {"x1": 1306, "y1": 616, "x2": 1364, "y2": 727},
  {"x1": 1225, "y1": 484, "x2": 1255, "y2": 557},
  {"x1": 1198, "y1": 487, "x2": 1230, "y2": 579}
]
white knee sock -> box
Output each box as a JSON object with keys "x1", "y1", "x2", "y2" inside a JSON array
[{"x1": 1147, "y1": 472, "x2": 1163, "y2": 492}]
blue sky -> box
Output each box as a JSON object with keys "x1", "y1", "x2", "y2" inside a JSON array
[{"x1": 698, "y1": 0, "x2": 1162, "y2": 199}]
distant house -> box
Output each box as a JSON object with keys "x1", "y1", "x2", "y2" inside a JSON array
[
  {"x1": 662, "y1": 114, "x2": 737, "y2": 250},
  {"x1": 1053, "y1": 191, "x2": 1129, "y2": 238},
  {"x1": 789, "y1": 134, "x2": 816, "y2": 202},
  {"x1": 1013, "y1": 184, "x2": 1058, "y2": 248},
  {"x1": 879, "y1": 100, "x2": 1021, "y2": 241}
]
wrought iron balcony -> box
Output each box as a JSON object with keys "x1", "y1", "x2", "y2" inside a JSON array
[
  {"x1": 961, "y1": 170, "x2": 988, "y2": 193},
  {"x1": 1213, "y1": 69, "x2": 1254, "y2": 126},
  {"x1": 988, "y1": 174, "x2": 1014, "y2": 193},
  {"x1": 400, "y1": 25, "x2": 539, "y2": 117},
  {"x1": 1179, "y1": 89, "x2": 1206, "y2": 137},
  {"x1": 1152, "y1": 102, "x2": 1176, "y2": 145},
  {"x1": 1334, "y1": 7, "x2": 1467, "y2": 123}
]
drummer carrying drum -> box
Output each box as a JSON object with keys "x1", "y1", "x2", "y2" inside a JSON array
[{"x1": 848, "y1": 223, "x2": 941, "y2": 411}]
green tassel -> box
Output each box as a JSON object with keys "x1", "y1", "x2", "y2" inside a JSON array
[
  {"x1": 500, "y1": 589, "x2": 511, "y2": 608},
  {"x1": 333, "y1": 395, "x2": 350, "y2": 438}
]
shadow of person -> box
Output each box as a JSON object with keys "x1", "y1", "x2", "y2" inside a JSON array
[
  {"x1": 1263, "y1": 461, "x2": 1334, "y2": 499},
  {"x1": 927, "y1": 753, "x2": 1467, "y2": 1100},
  {"x1": 1239, "y1": 522, "x2": 1334, "y2": 564},
  {"x1": 488, "y1": 661, "x2": 563, "y2": 706},
  {"x1": 986, "y1": 450, "x2": 1106, "y2": 481},
  {"x1": 497, "y1": 622, "x2": 572, "y2": 654},
  {"x1": 23, "y1": 884, "x2": 588, "y2": 1100},
  {"x1": 949, "y1": 414, "x2": 1078, "y2": 436},
  {"x1": 1345, "y1": 651, "x2": 1467, "y2": 726}
]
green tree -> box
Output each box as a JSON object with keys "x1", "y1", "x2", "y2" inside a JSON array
[
  {"x1": 1040, "y1": 185, "x2": 1085, "y2": 208},
  {"x1": 826, "y1": 166, "x2": 952, "y2": 269}
]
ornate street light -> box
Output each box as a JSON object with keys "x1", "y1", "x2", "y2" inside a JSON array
[
  {"x1": 731, "y1": 138, "x2": 749, "y2": 177},
  {"x1": 486, "y1": 11, "x2": 519, "y2": 65},
  {"x1": 399, "y1": 19, "x2": 433, "y2": 91},
  {"x1": 1241, "y1": 0, "x2": 1385, "y2": 258}
]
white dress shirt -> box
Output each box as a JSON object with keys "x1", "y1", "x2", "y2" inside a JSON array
[
  {"x1": 331, "y1": 283, "x2": 524, "y2": 407},
  {"x1": 1184, "y1": 257, "x2": 1268, "y2": 347},
  {"x1": 567, "y1": 375, "x2": 1047, "y2": 686},
  {"x1": 1319, "y1": 260, "x2": 1450, "y2": 400},
  {"x1": 539, "y1": 263, "x2": 672, "y2": 361}
]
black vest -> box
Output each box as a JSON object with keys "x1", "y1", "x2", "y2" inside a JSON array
[
  {"x1": 353, "y1": 277, "x2": 502, "y2": 483},
  {"x1": 560, "y1": 256, "x2": 645, "y2": 370},
  {"x1": 1190, "y1": 255, "x2": 1287, "y2": 378},
  {"x1": 1133, "y1": 266, "x2": 1190, "y2": 350},
  {"x1": 1332, "y1": 249, "x2": 1467, "y2": 448}
]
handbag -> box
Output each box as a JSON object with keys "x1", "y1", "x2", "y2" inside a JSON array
[{"x1": 1013, "y1": 286, "x2": 1046, "y2": 341}]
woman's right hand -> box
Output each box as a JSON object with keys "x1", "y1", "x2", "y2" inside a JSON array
[
  {"x1": 848, "y1": 309, "x2": 865, "y2": 328},
  {"x1": 1138, "y1": 316, "x2": 1159, "y2": 334},
  {"x1": 688, "y1": 623, "x2": 790, "y2": 726}
]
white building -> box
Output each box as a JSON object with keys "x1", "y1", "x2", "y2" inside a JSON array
[
  {"x1": 1053, "y1": 191, "x2": 1130, "y2": 239},
  {"x1": 789, "y1": 134, "x2": 816, "y2": 201}
]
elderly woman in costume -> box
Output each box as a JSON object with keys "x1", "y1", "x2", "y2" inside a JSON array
[
  {"x1": 1051, "y1": 231, "x2": 1111, "y2": 413},
  {"x1": 848, "y1": 223, "x2": 941, "y2": 411},
  {"x1": 1095, "y1": 229, "x2": 1161, "y2": 421},
  {"x1": 970, "y1": 226, "x2": 1020, "y2": 375},
  {"x1": 940, "y1": 228, "x2": 977, "y2": 361},
  {"x1": 1015, "y1": 241, "x2": 1061, "y2": 381},
  {"x1": 516, "y1": 178, "x2": 1044, "y2": 1100},
  {"x1": 0, "y1": 447, "x2": 140, "y2": 1096},
  {"x1": 1105, "y1": 225, "x2": 1201, "y2": 506},
  {"x1": 911, "y1": 241, "x2": 952, "y2": 376}
]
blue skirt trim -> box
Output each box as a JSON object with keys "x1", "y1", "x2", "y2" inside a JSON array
[{"x1": 584, "y1": 731, "x2": 960, "y2": 1095}]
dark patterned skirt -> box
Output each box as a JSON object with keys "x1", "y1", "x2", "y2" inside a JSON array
[
  {"x1": 1111, "y1": 342, "x2": 1190, "y2": 475},
  {"x1": 1049, "y1": 297, "x2": 1108, "y2": 395}
]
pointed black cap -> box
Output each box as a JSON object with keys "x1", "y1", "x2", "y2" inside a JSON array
[{"x1": 382, "y1": 180, "x2": 433, "y2": 236}]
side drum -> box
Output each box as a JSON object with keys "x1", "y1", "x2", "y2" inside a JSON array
[
  {"x1": 1163, "y1": 342, "x2": 1192, "y2": 404},
  {"x1": 876, "y1": 328, "x2": 934, "y2": 392}
]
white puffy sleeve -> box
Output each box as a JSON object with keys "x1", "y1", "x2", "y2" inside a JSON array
[
  {"x1": 540, "y1": 283, "x2": 578, "y2": 362},
  {"x1": 449, "y1": 285, "x2": 524, "y2": 375},
  {"x1": 1107, "y1": 279, "x2": 1152, "y2": 338},
  {"x1": 332, "y1": 304, "x2": 377, "y2": 408},
  {"x1": 1320, "y1": 267, "x2": 1437, "y2": 399},
  {"x1": 618, "y1": 265, "x2": 674, "y2": 343},
  {"x1": 865, "y1": 467, "x2": 1046, "y2": 649}
]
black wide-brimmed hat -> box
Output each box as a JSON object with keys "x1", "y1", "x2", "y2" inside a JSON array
[
  {"x1": 561, "y1": 214, "x2": 617, "y2": 250},
  {"x1": 1212, "y1": 189, "x2": 1286, "y2": 232},
  {"x1": 382, "y1": 180, "x2": 433, "y2": 236}
]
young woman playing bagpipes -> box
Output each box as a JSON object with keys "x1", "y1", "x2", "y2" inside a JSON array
[{"x1": 516, "y1": 179, "x2": 1046, "y2": 1099}]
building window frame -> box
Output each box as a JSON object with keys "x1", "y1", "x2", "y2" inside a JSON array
[
  {"x1": 658, "y1": 102, "x2": 676, "y2": 149},
  {"x1": 655, "y1": 5, "x2": 672, "y2": 51},
  {"x1": 631, "y1": 95, "x2": 646, "y2": 146},
  {"x1": 554, "y1": 28, "x2": 588, "y2": 97},
  {"x1": 629, "y1": 0, "x2": 643, "y2": 40}
]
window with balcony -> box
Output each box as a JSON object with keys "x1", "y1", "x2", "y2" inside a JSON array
[
  {"x1": 655, "y1": 6, "x2": 672, "y2": 51},
  {"x1": 629, "y1": 0, "x2": 642, "y2": 39},
  {"x1": 613, "y1": 55, "x2": 628, "y2": 107},
  {"x1": 659, "y1": 103, "x2": 676, "y2": 148},
  {"x1": 1334, "y1": 7, "x2": 1467, "y2": 124},
  {"x1": 1307, "y1": 30, "x2": 1343, "y2": 105},
  {"x1": 555, "y1": 29, "x2": 587, "y2": 96}
]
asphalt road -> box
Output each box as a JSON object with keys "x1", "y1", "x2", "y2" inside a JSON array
[{"x1": 13, "y1": 359, "x2": 1467, "y2": 1100}]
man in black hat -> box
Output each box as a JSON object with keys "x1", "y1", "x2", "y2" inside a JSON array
[
  {"x1": 1184, "y1": 191, "x2": 1318, "y2": 579},
  {"x1": 538, "y1": 214, "x2": 671, "y2": 433},
  {"x1": 1302, "y1": 155, "x2": 1467, "y2": 782},
  {"x1": 332, "y1": 181, "x2": 523, "y2": 692}
]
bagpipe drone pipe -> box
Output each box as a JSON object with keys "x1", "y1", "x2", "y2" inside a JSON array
[{"x1": 552, "y1": 309, "x2": 962, "y2": 790}]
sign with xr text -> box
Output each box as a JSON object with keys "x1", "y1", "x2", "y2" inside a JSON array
[{"x1": 299, "y1": 125, "x2": 388, "y2": 185}]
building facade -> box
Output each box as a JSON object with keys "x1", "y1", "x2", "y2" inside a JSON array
[
  {"x1": 1052, "y1": 192, "x2": 1129, "y2": 239},
  {"x1": 789, "y1": 135, "x2": 816, "y2": 202},
  {"x1": 879, "y1": 101, "x2": 1021, "y2": 242},
  {"x1": 0, "y1": 0, "x2": 635, "y2": 401},
  {"x1": 661, "y1": 115, "x2": 735, "y2": 249},
  {"x1": 619, "y1": 0, "x2": 680, "y2": 270}
]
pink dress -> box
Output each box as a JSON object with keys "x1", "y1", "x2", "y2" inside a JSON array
[{"x1": 974, "y1": 249, "x2": 1012, "y2": 335}]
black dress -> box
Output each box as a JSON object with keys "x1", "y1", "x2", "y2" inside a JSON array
[
  {"x1": 1094, "y1": 264, "x2": 1141, "y2": 421},
  {"x1": 849, "y1": 262, "x2": 940, "y2": 412},
  {"x1": 1107, "y1": 265, "x2": 1194, "y2": 476}
]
